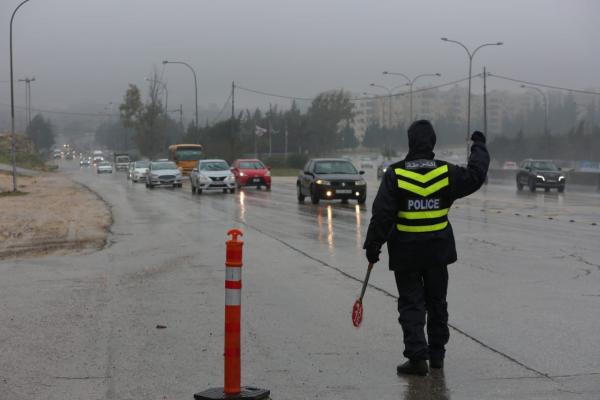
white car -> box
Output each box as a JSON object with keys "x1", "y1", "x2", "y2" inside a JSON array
[
  {"x1": 145, "y1": 160, "x2": 183, "y2": 188},
  {"x1": 190, "y1": 159, "x2": 236, "y2": 195},
  {"x1": 360, "y1": 157, "x2": 374, "y2": 169},
  {"x1": 129, "y1": 160, "x2": 150, "y2": 182},
  {"x1": 96, "y1": 162, "x2": 113, "y2": 174}
]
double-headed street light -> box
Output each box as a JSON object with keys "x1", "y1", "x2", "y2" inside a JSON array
[
  {"x1": 441, "y1": 37, "x2": 502, "y2": 159},
  {"x1": 521, "y1": 84, "x2": 548, "y2": 136},
  {"x1": 162, "y1": 60, "x2": 198, "y2": 128},
  {"x1": 369, "y1": 83, "x2": 406, "y2": 128},
  {"x1": 383, "y1": 71, "x2": 441, "y2": 122}
]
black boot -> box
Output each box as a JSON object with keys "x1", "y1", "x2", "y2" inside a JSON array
[
  {"x1": 396, "y1": 359, "x2": 429, "y2": 376},
  {"x1": 429, "y1": 359, "x2": 444, "y2": 369}
]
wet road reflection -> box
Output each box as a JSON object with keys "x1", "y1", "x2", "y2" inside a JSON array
[{"x1": 402, "y1": 372, "x2": 450, "y2": 400}]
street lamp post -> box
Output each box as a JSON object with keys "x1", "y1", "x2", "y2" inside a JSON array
[
  {"x1": 383, "y1": 71, "x2": 441, "y2": 122},
  {"x1": 162, "y1": 60, "x2": 198, "y2": 128},
  {"x1": 441, "y1": 37, "x2": 502, "y2": 160},
  {"x1": 9, "y1": 0, "x2": 31, "y2": 192},
  {"x1": 521, "y1": 84, "x2": 548, "y2": 136}
]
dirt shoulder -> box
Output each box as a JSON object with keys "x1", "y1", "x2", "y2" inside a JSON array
[{"x1": 0, "y1": 172, "x2": 111, "y2": 259}]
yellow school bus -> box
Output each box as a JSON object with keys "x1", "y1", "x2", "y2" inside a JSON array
[{"x1": 168, "y1": 144, "x2": 203, "y2": 175}]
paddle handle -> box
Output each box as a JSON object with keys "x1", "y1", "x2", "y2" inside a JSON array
[{"x1": 358, "y1": 263, "x2": 374, "y2": 301}]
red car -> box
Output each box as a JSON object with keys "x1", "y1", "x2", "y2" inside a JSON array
[{"x1": 231, "y1": 159, "x2": 272, "y2": 190}]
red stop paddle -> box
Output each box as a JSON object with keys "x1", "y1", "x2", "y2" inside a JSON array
[{"x1": 352, "y1": 263, "x2": 374, "y2": 327}]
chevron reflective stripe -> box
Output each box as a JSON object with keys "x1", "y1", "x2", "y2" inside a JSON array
[
  {"x1": 398, "y1": 208, "x2": 449, "y2": 220},
  {"x1": 225, "y1": 266, "x2": 242, "y2": 306},
  {"x1": 398, "y1": 177, "x2": 449, "y2": 197},
  {"x1": 395, "y1": 165, "x2": 448, "y2": 183},
  {"x1": 396, "y1": 221, "x2": 449, "y2": 233}
]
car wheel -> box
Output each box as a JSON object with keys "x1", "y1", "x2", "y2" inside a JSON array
[
  {"x1": 237, "y1": 183, "x2": 242, "y2": 189},
  {"x1": 528, "y1": 178, "x2": 536, "y2": 192},
  {"x1": 197, "y1": 189, "x2": 203, "y2": 195},
  {"x1": 516, "y1": 180, "x2": 523, "y2": 191},
  {"x1": 265, "y1": 185, "x2": 271, "y2": 191},
  {"x1": 310, "y1": 185, "x2": 320, "y2": 204},
  {"x1": 230, "y1": 188, "x2": 236, "y2": 194},
  {"x1": 558, "y1": 185, "x2": 565, "y2": 193},
  {"x1": 358, "y1": 193, "x2": 367, "y2": 204},
  {"x1": 191, "y1": 184, "x2": 196, "y2": 194},
  {"x1": 223, "y1": 189, "x2": 228, "y2": 194},
  {"x1": 297, "y1": 184, "x2": 305, "y2": 202},
  {"x1": 145, "y1": 181, "x2": 149, "y2": 188}
]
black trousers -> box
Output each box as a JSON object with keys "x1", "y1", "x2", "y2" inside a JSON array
[{"x1": 394, "y1": 265, "x2": 449, "y2": 361}]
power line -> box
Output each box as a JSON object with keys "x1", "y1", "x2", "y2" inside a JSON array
[
  {"x1": 487, "y1": 73, "x2": 600, "y2": 96},
  {"x1": 235, "y1": 85, "x2": 313, "y2": 101},
  {"x1": 0, "y1": 101, "x2": 119, "y2": 117},
  {"x1": 210, "y1": 93, "x2": 233, "y2": 125}
]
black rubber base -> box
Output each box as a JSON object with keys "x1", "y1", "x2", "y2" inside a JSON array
[{"x1": 194, "y1": 386, "x2": 270, "y2": 400}]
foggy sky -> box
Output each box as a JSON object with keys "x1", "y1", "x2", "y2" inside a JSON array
[{"x1": 1, "y1": 0, "x2": 599, "y2": 124}]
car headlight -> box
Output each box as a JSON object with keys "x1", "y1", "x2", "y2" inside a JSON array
[
  {"x1": 316, "y1": 179, "x2": 331, "y2": 185},
  {"x1": 199, "y1": 174, "x2": 210, "y2": 181},
  {"x1": 239, "y1": 172, "x2": 245, "y2": 177},
  {"x1": 536, "y1": 175, "x2": 545, "y2": 181},
  {"x1": 225, "y1": 174, "x2": 235, "y2": 182},
  {"x1": 355, "y1": 180, "x2": 367, "y2": 186},
  {"x1": 558, "y1": 176, "x2": 565, "y2": 181},
  {"x1": 382, "y1": 167, "x2": 387, "y2": 173},
  {"x1": 265, "y1": 170, "x2": 271, "y2": 177}
]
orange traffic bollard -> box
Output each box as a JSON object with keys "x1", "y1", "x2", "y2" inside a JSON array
[{"x1": 194, "y1": 229, "x2": 270, "y2": 400}]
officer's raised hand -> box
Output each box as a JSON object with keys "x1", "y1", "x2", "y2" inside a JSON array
[
  {"x1": 471, "y1": 130, "x2": 486, "y2": 144},
  {"x1": 366, "y1": 245, "x2": 380, "y2": 264}
]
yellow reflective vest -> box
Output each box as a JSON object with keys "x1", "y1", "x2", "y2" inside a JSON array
[{"x1": 394, "y1": 161, "x2": 451, "y2": 233}]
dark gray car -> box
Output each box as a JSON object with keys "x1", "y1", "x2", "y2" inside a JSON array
[
  {"x1": 297, "y1": 158, "x2": 367, "y2": 204},
  {"x1": 516, "y1": 159, "x2": 565, "y2": 192}
]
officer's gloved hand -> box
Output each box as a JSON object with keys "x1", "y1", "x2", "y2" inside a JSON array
[
  {"x1": 366, "y1": 245, "x2": 381, "y2": 264},
  {"x1": 471, "y1": 131, "x2": 486, "y2": 144}
]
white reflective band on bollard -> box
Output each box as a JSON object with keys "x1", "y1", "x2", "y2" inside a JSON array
[
  {"x1": 226, "y1": 267, "x2": 242, "y2": 281},
  {"x1": 225, "y1": 288, "x2": 241, "y2": 306}
]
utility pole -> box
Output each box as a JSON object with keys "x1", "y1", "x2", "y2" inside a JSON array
[
  {"x1": 268, "y1": 103, "x2": 273, "y2": 157},
  {"x1": 483, "y1": 67, "x2": 488, "y2": 136},
  {"x1": 179, "y1": 104, "x2": 183, "y2": 128},
  {"x1": 284, "y1": 119, "x2": 288, "y2": 160},
  {"x1": 230, "y1": 81, "x2": 235, "y2": 159}
]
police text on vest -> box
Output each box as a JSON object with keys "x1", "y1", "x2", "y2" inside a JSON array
[{"x1": 407, "y1": 198, "x2": 440, "y2": 210}]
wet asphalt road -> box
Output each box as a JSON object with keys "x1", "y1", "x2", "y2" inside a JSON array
[{"x1": 1, "y1": 162, "x2": 599, "y2": 399}]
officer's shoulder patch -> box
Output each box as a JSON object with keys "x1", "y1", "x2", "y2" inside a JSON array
[{"x1": 405, "y1": 159, "x2": 436, "y2": 170}]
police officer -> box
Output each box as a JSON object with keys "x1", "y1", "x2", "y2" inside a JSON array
[{"x1": 364, "y1": 120, "x2": 489, "y2": 376}]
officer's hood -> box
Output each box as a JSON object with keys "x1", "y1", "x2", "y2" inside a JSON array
[{"x1": 406, "y1": 120, "x2": 436, "y2": 161}]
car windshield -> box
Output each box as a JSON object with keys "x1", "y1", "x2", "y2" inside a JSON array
[
  {"x1": 135, "y1": 161, "x2": 149, "y2": 168},
  {"x1": 176, "y1": 149, "x2": 203, "y2": 161},
  {"x1": 314, "y1": 160, "x2": 357, "y2": 174},
  {"x1": 152, "y1": 162, "x2": 177, "y2": 170},
  {"x1": 239, "y1": 161, "x2": 265, "y2": 169},
  {"x1": 200, "y1": 161, "x2": 229, "y2": 171},
  {"x1": 531, "y1": 161, "x2": 559, "y2": 171}
]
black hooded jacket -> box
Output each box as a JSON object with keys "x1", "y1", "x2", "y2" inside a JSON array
[{"x1": 364, "y1": 120, "x2": 490, "y2": 271}]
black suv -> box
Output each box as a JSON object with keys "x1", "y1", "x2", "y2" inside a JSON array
[
  {"x1": 297, "y1": 158, "x2": 367, "y2": 204},
  {"x1": 516, "y1": 159, "x2": 565, "y2": 192}
]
